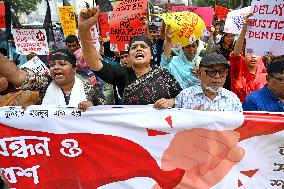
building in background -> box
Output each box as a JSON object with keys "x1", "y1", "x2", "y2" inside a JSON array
[{"x1": 26, "y1": 0, "x2": 93, "y2": 24}]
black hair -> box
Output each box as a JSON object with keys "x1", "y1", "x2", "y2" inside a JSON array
[
  {"x1": 128, "y1": 35, "x2": 153, "y2": 55},
  {"x1": 213, "y1": 22, "x2": 220, "y2": 27},
  {"x1": 267, "y1": 56, "x2": 284, "y2": 76},
  {"x1": 149, "y1": 23, "x2": 158, "y2": 31},
  {"x1": 65, "y1": 35, "x2": 79, "y2": 45},
  {"x1": 51, "y1": 49, "x2": 77, "y2": 68}
]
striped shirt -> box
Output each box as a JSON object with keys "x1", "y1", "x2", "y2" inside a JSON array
[{"x1": 175, "y1": 85, "x2": 242, "y2": 111}]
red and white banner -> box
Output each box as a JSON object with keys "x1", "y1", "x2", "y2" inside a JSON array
[
  {"x1": 0, "y1": 106, "x2": 284, "y2": 189},
  {"x1": 11, "y1": 29, "x2": 49, "y2": 55}
]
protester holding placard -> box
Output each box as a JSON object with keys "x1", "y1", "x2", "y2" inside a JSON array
[
  {"x1": 78, "y1": 6, "x2": 182, "y2": 107},
  {"x1": 161, "y1": 25, "x2": 200, "y2": 89},
  {"x1": 230, "y1": 14, "x2": 267, "y2": 102},
  {"x1": 243, "y1": 56, "x2": 284, "y2": 112},
  {"x1": 0, "y1": 50, "x2": 106, "y2": 110}
]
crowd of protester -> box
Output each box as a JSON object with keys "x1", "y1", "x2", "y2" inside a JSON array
[
  {"x1": 0, "y1": 5, "x2": 283, "y2": 113},
  {"x1": 1, "y1": 3, "x2": 284, "y2": 189}
]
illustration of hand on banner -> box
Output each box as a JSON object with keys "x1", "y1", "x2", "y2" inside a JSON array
[
  {"x1": 155, "y1": 12, "x2": 206, "y2": 47},
  {"x1": 153, "y1": 128, "x2": 245, "y2": 189}
]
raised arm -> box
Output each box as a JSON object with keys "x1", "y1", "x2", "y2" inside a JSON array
[
  {"x1": 163, "y1": 25, "x2": 175, "y2": 59},
  {"x1": 78, "y1": 6, "x2": 103, "y2": 71},
  {"x1": 0, "y1": 53, "x2": 27, "y2": 87},
  {"x1": 233, "y1": 13, "x2": 253, "y2": 56}
]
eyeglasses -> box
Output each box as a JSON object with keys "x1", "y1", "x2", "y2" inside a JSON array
[
  {"x1": 272, "y1": 76, "x2": 284, "y2": 83},
  {"x1": 203, "y1": 69, "x2": 228, "y2": 77},
  {"x1": 149, "y1": 30, "x2": 157, "y2": 34}
]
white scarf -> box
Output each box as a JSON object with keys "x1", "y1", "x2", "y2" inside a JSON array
[{"x1": 42, "y1": 76, "x2": 87, "y2": 106}]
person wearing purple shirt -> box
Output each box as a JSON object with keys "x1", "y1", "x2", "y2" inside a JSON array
[{"x1": 243, "y1": 57, "x2": 284, "y2": 112}]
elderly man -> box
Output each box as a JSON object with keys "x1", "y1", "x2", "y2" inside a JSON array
[
  {"x1": 158, "y1": 53, "x2": 242, "y2": 111},
  {"x1": 243, "y1": 57, "x2": 284, "y2": 112}
]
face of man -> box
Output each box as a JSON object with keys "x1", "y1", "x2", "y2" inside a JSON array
[
  {"x1": 66, "y1": 41, "x2": 79, "y2": 54},
  {"x1": 213, "y1": 25, "x2": 220, "y2": 35},
  {"x1": 183, "y1": 41, "x2": 198, "y2": 61},
  {"x1": 245, "y1": 55, "x2": 261, "y2": 68},
  {"x1": 120, "y1": 54, "x2": 131, "y2": 67},
  {"x1": 49, "y1": 56, "x2": 76, "y2": 87},
  {"x1": 198, "y1": 64, "x2": 228, "y2": 93},
  {"x1": 128, "y1": 41, "x2": 152, "y2": 67},
  {"x1": 267, "y1": 72, "x2": 284, "y2": 99},
  {"x1": 149, "y1": 30, "x2": 158, "y2": 40}
]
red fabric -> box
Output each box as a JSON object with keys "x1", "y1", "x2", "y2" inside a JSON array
[
  {"x1": 0, "y1": 123, "x2": 184, "y2": 189},
  {"x1": 0, "y1": 2, "x2": 5, "y2": 28},
  {"x1": 230, "y1": 53, "x2": 267, "y2": 102},
  {"x1": 215, "y1": 5, "x2": 230, "y2": 21}
]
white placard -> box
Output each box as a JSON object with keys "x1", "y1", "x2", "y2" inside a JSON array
[
  {"x1": 224, "y1": 6, "x2": 251, "y2": 34},
  {"x1": 20, "y1": 56, "x2": 50, "y2": 75},
  {"x1": 12, "y1": 29, "x2": 49, "y2": 55},
  {"x1": 245, "y1": 0, "x2": 284, "y2": 56}
]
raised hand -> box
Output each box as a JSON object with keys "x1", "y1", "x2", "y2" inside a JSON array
[
  {"x1": 78, "y1": 6, "x2": 100, "y2": 31},
  {"x1": 164, "y1": 25, "x2": 176, "y2": 44}
]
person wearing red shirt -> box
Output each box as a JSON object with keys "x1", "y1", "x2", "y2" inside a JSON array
[{"x1": 230, "y1": 14, "x2": 267, "y2": 102}]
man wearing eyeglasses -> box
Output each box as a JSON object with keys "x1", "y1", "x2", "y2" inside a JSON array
[
  {"x1": 243, "y1": 57, "x2": 284, "y2": 112},
  {"x1": 173, "y1": 53, "x2": 242, "y2": 111}
]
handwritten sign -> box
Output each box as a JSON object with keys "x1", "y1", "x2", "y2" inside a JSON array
[
  {"x1": 0, "y1": 2, "x2": 5, "y2": 28},
  {"x1": 172, "y1": 6, "x2": 214, "y2": 30},
  {"x1": 20, "y1": 56, "x2": 50, "y2": 76},
  {"x1": 215, "y1": 5, "x2": 230, "y2": 21},
  {"x1": 109, "y1": 0, "x2": 147, "y2": 51},
  {"x1": 245, "y1": 0, "x2": 284, "y2": 56},
  {"x1": 224, "y1": 6, "x2": 251, "y2": 34},
  {"x1": 156, "y1": 12, "x2": 206, "y2": 47},
  {"x1": 11, "y1": 29, "x2": 49, "y2": 55},
  {"x1": 99, "y1": 12, "x2": 110, "y2": 38},
  {"x1": 58, "y1": 6, "x2": 76, "y2": 37}
]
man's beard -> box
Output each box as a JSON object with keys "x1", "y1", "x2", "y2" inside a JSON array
[{"x1": 203, "y1": 85, "x2": 222, "y2": 94}]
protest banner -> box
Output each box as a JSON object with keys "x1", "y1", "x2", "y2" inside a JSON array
[
  {"x1": 99, "y1": 12, "x2": 110, "y2": 38},
  {"x1": 19, "y1": 56, "x2": 50, "y2": 76},
  {"x1": 0, "y1": 2, "x2": 5, "y2": 28},
  {"x1": 109, "y1": 0, "x2": 147, "y2": 51},
  {"x1": 224, "y1": 6, "x2": 251, "y2": 34},
  {"x1": 156, "y1": 12, "x2": 206, "y2": 47},
  {"x1": 11, "y1": 29, "x2": 49, "y2": 55},
  {"x1": 245, "y1": 0, "x2": 284, "y2": 56},
  {"x1": 172, "y1": 6, "x2": 214, "y2": 30},
  {"x1": 58, "y1": 6, "x2": 76, "y2": 37},
  {"x1": 215, "y1": 5, "x2": 230, "y2": 21},
  {"x1": 0, "y1": 106, "x2": 283, "y2": 188}
]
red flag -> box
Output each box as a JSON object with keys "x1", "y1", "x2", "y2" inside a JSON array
[{"x1": 215, "y1": 5, "x2": 230, "y2": 21}]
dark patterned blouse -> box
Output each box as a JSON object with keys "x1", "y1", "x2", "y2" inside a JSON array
[
  {"x1": 20, "y1": 68, "x2": 106, "y2": 105},
  {"x1": 94, "y1": 63, "x2": 182, "y2": 105}
]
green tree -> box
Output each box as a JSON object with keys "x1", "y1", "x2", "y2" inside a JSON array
[
  {"x1": 192, "y1": 0, "x2": 246, "y2": 9},
  {"x1": 13, "y1": 0, "x2": 43, "y2": 14}
]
